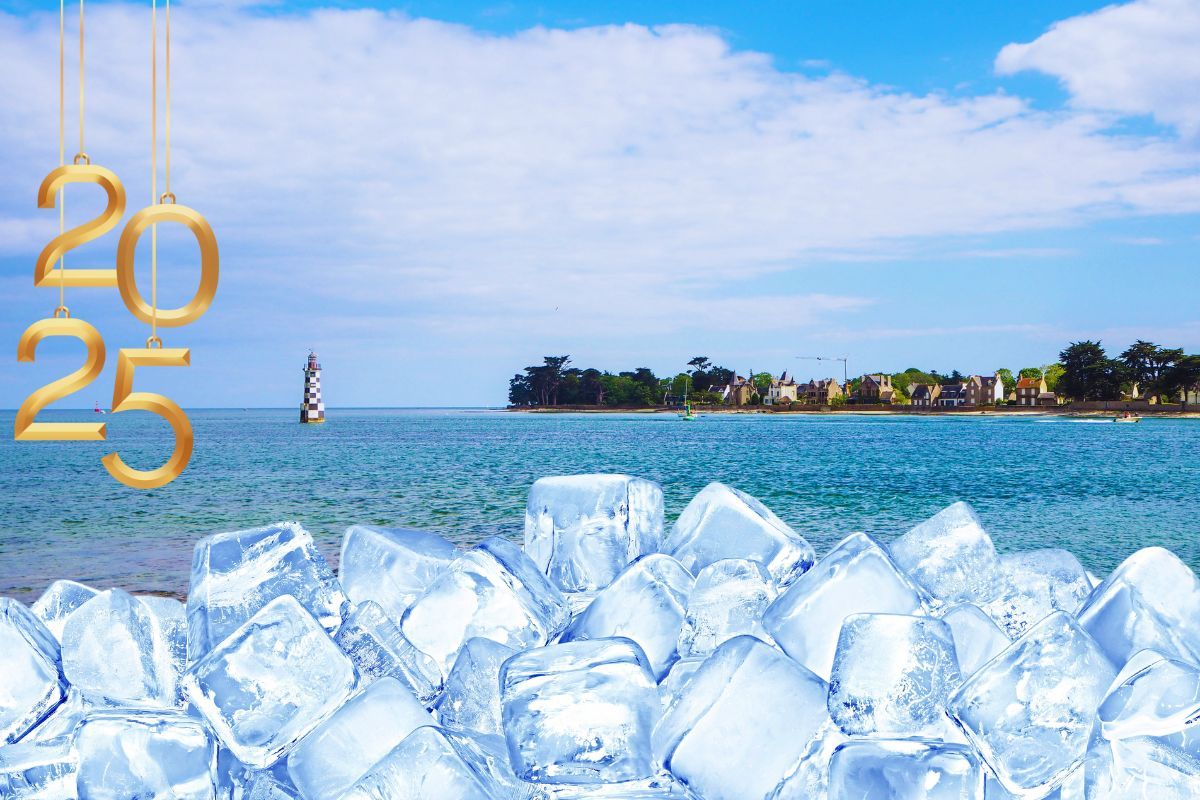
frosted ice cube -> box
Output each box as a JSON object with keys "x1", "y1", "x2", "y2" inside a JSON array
[
  {"x1": 288, "y1": 677, "x2": 433, "y2": 800},
  {"x1": 890, "y1": 501, "x2": 1000, "y2": 605},
  {"x1": 401, "y1": 537, "x2": 571, "y2": 677},
  {"x1": 1099, "y1": 656, "x2": 1200, "y2": 741},
  {"x1": 339, "y1": 525, "x2": 457, "y2": 624},
  {"x1": 828, "y1": 739, "x2": 984, "y2": 800},
  {"x1": 335, "y1": 600, "x2": 442, "y2": 702},
  {"x1": 61, "y1": 589, "x2": 175, "y2": 708},
  {"x1": 653, "y1": 636, "x2": 830, "y2": 800},
  {"x1": 214, "y1": 749, "x2": 297, "y2": 800},
  {"x1": 31, "y1": 579, "x2": 98, "y2": 642},
  {"x1": 762, "y1": 532, "x2": 927, "y2": 681},
  {"x1": 767, "y1": 719, "x2": 848, "y2": 800},
  {"x1": 24, "y1": 690, "x2": 90, "y2": 744},
  {"x1": 140, "y1": 595, "x2": 188, "y2": 706},
  {"x1": 677, "y1": 558, "x2": 776, "y2": 659},
  {"x1": 182, "y1": 594, "x2": 357, "y2": 769},
  {"x1": 535, "y1": 773, "x2": 697, "y2": 798},
  {"x1": 949, "y1": 611, "x2": 1116, "y2": 797},
  {"x1": 827, "y1": 613, "x2": 960, "y2": 737},
  {"x1": 434, "y1": 637, "x2": 515, "y2": 737},
  {"x1": 662, "y1": 482, "x2": 815, "y2": 587},
  {"x1": 501, "y1": 638, "x2": 660, "y2": 784},
  {"x1": 0, "y1": 736, "x2": 75, "y2": 798},
  {"x1": 524, "y1": 474, "x2": 664, "y2": 594},
  {"x1": 187, "y1": 522, "x2": 348, "y2": 662},
  {"x1": 0, "y1": 598, "x2": 66, "y2": 744},
  {"x1": 658, "y1": 658, "x2": 704, "y2": 712},
  {"x1": 340, "y1": 726, "x2": 532, "y2": 800},
  {"x1": 74, "y1": 711, "x2": 216, "y2": 800},
  {"x1": 981, "y1": 550, "x2": 1091, "y2": 638},
  {"x1": 559, "y1": 555, "x2": 694, "y2": 680},
  {"x1": 1078, "y1": 547, "x2": 1200, "y2": 667},
  {"x1": 941, "y1": 603, "x2": 1009, "y2": 678},
  {"x1": 1090, "y1": 736, "x2": 1200, "y2": 799}
]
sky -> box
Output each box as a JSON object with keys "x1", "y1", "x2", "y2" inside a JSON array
[{"x1": 0, "y1": 0, "x2": 1197, "y2": 408}]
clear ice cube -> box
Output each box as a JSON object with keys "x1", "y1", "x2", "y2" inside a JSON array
[
  {"x1": 140, "y1": 595, "x2": 188, "y2": 707},
  {"x1": 501, "y1": 638, "x2": 660, "y2": 784},
  {"x1": 187, "y1": 522, "x2": 348, "y2": 663},
  {"x1": 31, "y1": 580, "x2": 98, "y2": 642},
  {"x1": 828, "y1": 739, "x2": 984, "y2": 800},
  {"x1": 658, "y1": 658, "x2": 704, "y2": 712},
  {"x1": 949, "y1": 611, "x2": 1116, "y2": 797},
  {"x1": 1099, "y1": 655, "x2": 1200, "y2": 741},
  {"x1": 0, "y1": 736, "x2": 76, "y2": 798},
  {"x1": 889, "y1": 501, "x2": 1000, "y2": 606},
  {"x1": 339, "y1": 525, "x2": 457, "y2": 624},
  {"x1": 335, "y1": 600, "x2": 442, "y2": 703},
  {"x1": 662, "y1": 482, "x2": 815, "y2": 587},
  {"x1": 762, "y1": 532, "x2": 927, "y2": 681},
  {"x1": 941, "y1": 603, "x2": 1009, "y2": 678},
  {"x1": 535, "y1": 773, "x2": 697, "y2": 798},
  {"x1": 525, "y1": 474, "x2": 665, "y2": 594},
  {"x1": 287, "y1": 677, "x2": 434, "y2": 800},
  {"x1": 827, "y1": 613, "x2": 960, "y2": 737},
  {"x1": 74, "y1": 710, "x2": 216, "y2": 800},
  {"x1": 653, "y1": 635, "x2": 830, "y2": 800},
  {"x1": 434, "y1": 637, "x2": 516, "y2": 737},
  {"x1": 559, "y1": 555, "x2": 694, "y2": 680},
  {"x1": 0, "y1": 597, "x2": 66, "y2": 744},
  {"x1": 1077, "y1": 547, "x2": 1200, "y2": 668},
  {"x1": 182, "y1": 594, "x2": 358, "y2": 769},
  {"x1": 401, "y1": 537, "x2": 571, "y2": 677},
  {"x1": 677, "y1": 558, "x2": 776, "y2": 659},
  {"x1": 981, "y1": 550, "x2": 1091, "y2": 638},
  {"x1": 1087, "y1": 736, "x2": 1200, "y2": 799},
  {"x1": 340, "y1": 726, "x2": 532, "y2": 800}
]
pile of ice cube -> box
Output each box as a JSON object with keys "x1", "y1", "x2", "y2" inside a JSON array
[{"x1": 2, "y1": 474, "x2": 1199, "y2": 799}]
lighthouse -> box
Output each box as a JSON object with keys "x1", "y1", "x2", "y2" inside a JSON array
[{"x1": 300, "y1": 351, "x2": 325, "y2": 424}]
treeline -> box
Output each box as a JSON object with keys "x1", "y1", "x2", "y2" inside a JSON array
[{"x1": 508, "y1": 356, "x2": 737, "y2": 407}]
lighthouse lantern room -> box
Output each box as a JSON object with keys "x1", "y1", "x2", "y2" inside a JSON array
[{"x1": 301, "y1": 351, "x2": 325, "y2": 424}]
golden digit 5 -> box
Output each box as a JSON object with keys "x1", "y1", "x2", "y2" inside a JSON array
[
  {"x1": 35, "y1": 165, "x2": 127, "y2": 287},
  {"x1": 116, "y1": 204, "x2": 219, "y2": 327},
  {"x1": 101, "y1": 348, "x2": 194, "y2": 489},
  {"x1": 14, "y1": 318, "x2": 107, "y2": 441}
]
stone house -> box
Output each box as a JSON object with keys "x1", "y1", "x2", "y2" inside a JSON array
[
  {"x1": 764, "y1": 371, "x2": 799, "y2": 405},
  {"x1": 964, "y1": 373, "x2": 1004, "y2": 406},
  {"x1": 805, "y1": 378, "x2": 843, "y2": 405},
  {"x1": 910, "y1": 384, "x2": 942, "y2": 407},
  {"x1": 1016, "y1": 376, "x2": 1048, "y2": 406},
  {"x1": 857, "y1": 374, "x2": 895, "y2": 404},
  {"x1": 718, "y1": 375, "x2": 759, "y2": 406},
  {"x1": 937, "y1": 384, "x2": 967, "y2": 407}
]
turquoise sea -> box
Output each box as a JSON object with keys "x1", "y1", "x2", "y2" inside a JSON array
[{"x1": 0, "y1": 409, "x2": 1197, "y2": 601}]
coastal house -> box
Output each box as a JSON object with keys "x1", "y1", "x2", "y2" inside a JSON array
[
  {"x1": 764, "y1": 371, "x2": 799, "y2": 405},
  {"x1": 910, "y1": 384, "x2": 941, "y2": 407},
  {"x1": 937, "y1": 384, "x2": 967, "y2": 408},
  {"x1": 1016, "y1": 376, "x2": 1047, "y2": 406},
  {"x1": 857, "y1": 374, "x2": 895, "y2": 404},
  {"x1": 1038, "y1": 391, "x2": 1062, "y2": 407},
  {"x1": 718, "y1": 375, "x2": 759, "y2": 406},
  {"x1": 805, "y1": 378, "x2": 843, "y2": 405},
  {"x1": 965, "y1": 373, "x2": 1004, "y2": 406}
]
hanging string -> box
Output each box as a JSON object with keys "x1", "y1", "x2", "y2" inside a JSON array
[
  {"x1": 57, "y1": 0, "x2": 66, "y2": 316},
  {"x1": 150, "y1": 0, "x2": 158, "y2": 345},
  {"x1": 78, "y1": 0, "x2": 84, "y2": 159},
  {"x1": 164, "y1": 0, "x2": 171, "y2": 198}
]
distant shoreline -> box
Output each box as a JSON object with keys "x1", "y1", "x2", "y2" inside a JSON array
[{"x1": 507, "y1": 406, "x2": 1200, "y2": 419}]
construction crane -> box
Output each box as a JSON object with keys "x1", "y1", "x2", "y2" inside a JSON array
[{"x1": 796, "y1": 355, "x2": 849, "y2": 386}]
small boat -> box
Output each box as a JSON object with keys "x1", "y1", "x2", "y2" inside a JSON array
[
  {"x1": 93, "y1": 401, "x2": 106, "y2": 415},
  {"x1": 680, "y1": 401, "x2": 698, "y2": 421},
  {"x1": 1114, "y1": 412, "x2": 1141, "y2": 423}
]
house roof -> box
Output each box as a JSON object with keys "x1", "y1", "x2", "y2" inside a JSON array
[{"x1": 1016, "y1": 377, "x2": 1042, "y2": 389}]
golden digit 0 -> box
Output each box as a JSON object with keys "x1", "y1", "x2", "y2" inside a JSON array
[
  {"x1": 116, "y1": 203, "x2": 218, "y2": 326},
  {"x1": 35, "y1": 163, "x2": 127, "y2": 287},
  {"x1": 101, "y1": 347, "x2": 193, "y2": 489},
  {"x1": 14, "y1": 317, "x2": 107, "y2": 441}
]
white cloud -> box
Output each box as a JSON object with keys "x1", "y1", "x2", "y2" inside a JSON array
[{"x1": 996, "y1": 0, "x2": 1200, "y2": 136}]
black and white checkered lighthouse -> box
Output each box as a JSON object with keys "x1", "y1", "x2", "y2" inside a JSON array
[{"x1": 300, "y1": 350, "x2": 325, "y2": 424}]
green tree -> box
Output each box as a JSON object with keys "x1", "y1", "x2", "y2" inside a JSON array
[
  {"x1": 1043, "y1": 364, "x2": 1065, "y2": 393},
  {"x1": 751, "y1": 372, "x2": 774, "y2": 394},
  {"x1": 1120, "y1": 341, "x2": 1184, "y2": 402},
  {"x1": 1058, "y1": 341, "x2": 1125, "y2": 401},
  {"x1": 1163, "y1": 355, "x2": 1200, "y2": 407},
  {"x1": 997, "y1": 368, "x2": 1016, "y2": 396},
  {"x1": 1018, "y1": 367, "x2": 1043, "y2": 381}
]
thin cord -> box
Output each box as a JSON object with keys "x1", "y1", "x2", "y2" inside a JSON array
[
  {"x1": 151, "y1": 0, "x2": 158, "y2": 342},
  {"x1": 78, "y1": 0, "x2": 84, "y2": 156},
  {"x1": 165, "y1": 0, "x2": 170, "y2": 196},
  {"x1": 58, "y1": 0, "x2": 65, "y2": 312}
]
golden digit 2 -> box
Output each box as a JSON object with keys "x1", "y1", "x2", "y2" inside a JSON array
[
  {"x1": 101, "y1": 348, "x2": 194, "y2": 489},
  {"x1": 14, "y1": 318, "x2": 107, "y2": 441},
  {"x1": 116, "y1": 204, "x2": 219, "y2": 326},
  {"x1": 35, "y1": 165, "x2": 127, "y2": 287}
]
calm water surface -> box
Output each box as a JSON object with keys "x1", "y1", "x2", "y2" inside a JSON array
[{"x1": 0, "y1": 409, "x2": 1197, "y2": 601}]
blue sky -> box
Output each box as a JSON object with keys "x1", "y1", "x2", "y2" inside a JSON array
[{"x1": 0, "y1": 0, "x2": 1197, "y2": 407}]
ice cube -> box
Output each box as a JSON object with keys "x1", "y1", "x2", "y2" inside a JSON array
[
  {"x1": 535, "y1": 773, "x2": 697, "y2": 798},
  {"x1": 335, "y1": 600, "x2": 442, "y2": 702},
  {"x1": 140, "y1": 595, "x2": 188, "y2": 706},
  {"x1": 287, "y1": 677, "x2": 434, "y2": 800},
  {"x1": 677, "y1": 559, "x2": 776, "y2": 659},
  {"x1": 434, "y1": 637, "x2": 515, "y2": 737},
  {"x1": 762, "y1": 532, "x2": 927, "y2": 681},
  {"x1": 653, "y1": 636, "x2": 831, "y2": 800},
  {"x1": 74, "y1": 710, "x2": 216, "y2": 800},
  {"x1": 827, "y1": 613, "x2": 960, "y2": 737},
  {"x1": 941, "y1": 603, "x2": 1009, "y2": 678},
  {"x1": 182, "y1": 594, "x2": 358, "y2": 769},
  {"x1": 524, "y1": 474, "x2": 664, "y2": 594},
  {"x1": 890, "y1": 501, "x2": 1000, "y2": 605},
  {"x1": 187, "y1": 522, "x2": 348, "y2": 663},
  {"x1": 981, "y1": 550, "x2": 1092, "y2": 638},
  {"x1": 1099, "y1": 656, "x2": 1200, "y2": 741},
  {"x1": 1077, "y1": 547, "x2": 1200, "y2": 667},
  {"x1": 0, "y1": 736, "x2": 76, "y2": 798},
  {"x1": 24, "y1": 690, "x2": 90, "y2": 744},
  {"x1": 658, "y1": 658, "x2": 704, "y2": 712},
  {"x1": 339, "y1": 525, "x2": 457, "y2": 624},
  {"x1": 559, "y1": 555, "x2": 694, "y2": 680},
  {"x1": 828, "y1": 739, "x2": 985, "y2": 800},
  {"x1": 401, "y1": 537, "x2": 571, "y2": 677},
  {"x1": 662, "y1": 482, "x2": 815, "y2": 587},
  {"x1": 768, "y1": 719, "x2": 848, "y2": 800},
  {"x1": 214, "y1": 749, "x2": 297, "y2": 800},
  {"x1": 948, "y1": 611, "x2": 1116, "y2": 797},
  {"x1": 501, "y1": 638, "x2": 661, "y2": 784},
  {"x1": 61, "y1": 588, "x2": 175, "y2": 708},
  {"x1": 31, "y1": 579, "x2": 98, "y2": 642},
  {"x1": 340, "y1": 726, "x2": 532, "y2": 800},
  {"x1": 1090, "y1": 736, "x2": 1200, "y2": 798},
  {"x1": 0, "y1": 598, "x2": 66, "y2": 744}
]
